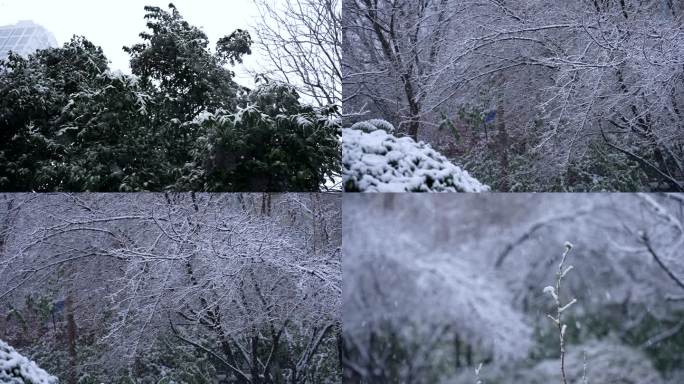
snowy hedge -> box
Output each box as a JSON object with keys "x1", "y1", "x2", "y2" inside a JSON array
[
  {"x1": 0, "y1": 340, "x2": 58, "y2": 384},
  {"x1": 342, "y1": 120, "x2": 488, "y2": 192}
]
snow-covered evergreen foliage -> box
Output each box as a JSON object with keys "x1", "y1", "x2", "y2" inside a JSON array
[
  {"x1": 342, "y1": 120, "x2": 488, "y2": 192},
  {"x1": 0, "y1": 4, "x2": 339, "y2": 192},
  {"x1": 177, "y1": 82, "x2": 340, "y2": 191},
  {"x1": 0, "y1": 340, "x2": 57, "y2": 384},
  {"x1": 345, "y1": 250, "x2": 532, "y2": 361},
  {"x1": 349, "y1": 119, "x2": 395, "y2": 134}
]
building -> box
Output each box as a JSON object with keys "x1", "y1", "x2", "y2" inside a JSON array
[{"x1": 0, "y1": 20, "x2": 58, "y2": 60}]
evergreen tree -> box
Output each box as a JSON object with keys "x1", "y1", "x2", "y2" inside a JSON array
[{"x1": 0, "y1": 4, "x2": 339, "y2": 192}]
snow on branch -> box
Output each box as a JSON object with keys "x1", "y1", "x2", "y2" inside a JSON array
[{"x1": 543, "y1": 242, "x2": 583, "y2": 384}]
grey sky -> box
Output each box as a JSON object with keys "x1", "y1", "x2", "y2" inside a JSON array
[{"x1": 0, "y1": 0, "x2": 260, "y2": 85}]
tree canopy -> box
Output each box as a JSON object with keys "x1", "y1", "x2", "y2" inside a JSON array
[{"x1": 0, "y1": 4, "x2": 340, "y2": 192}]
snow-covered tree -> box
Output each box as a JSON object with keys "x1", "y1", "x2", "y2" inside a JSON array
[
  {"x1": 0, "y1": 4, "x2": 340, "y2": 192},
  {"x1": 342, "y1": 193, "x2": 684, "y2": 383},
  {"x1": 0, "y1": 193, "x2": 341, "y2": 383},
  {"x1": 252, "y1": 0, "x2": 341, "y2": 107},
  {"x1": 343, "y1": 0, "x2": 683, "y2": 191}
]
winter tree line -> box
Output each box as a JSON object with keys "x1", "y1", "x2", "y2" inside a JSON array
[
  {"x1": 0, "y1": 3, "x2": 341, "y2": 192},
  {"x1": 343, "y1": 193, "x2": 684, "y2": 383},
  {"x1": 343, "y1": 0, "x2": 683, "y2": 192},
  {"x1": 0, "y1": 193, "x2": 342, "y2": 383}
]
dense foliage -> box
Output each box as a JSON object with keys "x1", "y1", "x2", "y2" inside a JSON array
[{"x1": 0, "y1": 4, "x2": 340, "y2": 192}]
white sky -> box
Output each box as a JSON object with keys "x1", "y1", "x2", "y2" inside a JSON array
[{"x1": 0, "y1": 0, "x2": 261, "y2": 85}]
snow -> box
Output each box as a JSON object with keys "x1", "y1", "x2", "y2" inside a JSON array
[
  {"x1": 190, "y1": 108, "x2": 233, "y2": 125},
  {"x1": 450, "y1": 339, "x2": 666, "y2": 384},
  {"x1": 343, "y1": 194, "x2": 683, "y2": 383},
  {"x1": 543, "y1": 286, "x2": 557, "y2": 300},
  {"x1": 559, "y1": 298, "x2": 577, "y2": 313},
  {"x1": 295, "y1": 115, "x2": 311, "y2": 127},
  {"x1": 191, "y1": 110, "x2": 215, "y2": 124},
  {"x1": 350, "y1": 118, "x2": 395, "y2": 133},
  {"x1": 103, "y1": 69, "x2": 139, "y2": 87},
  {"x1": 342, "y1": 120, "x2": 489, "y2": 192},
  {"x1": 0, "y1": 340, "x2": 58, "y2": 384},
  {"x1": 561, "y1": 265, "x2": 574, "y2": 278}
]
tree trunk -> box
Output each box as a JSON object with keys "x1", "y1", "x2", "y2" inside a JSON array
[
  {"x1": 495, "y1": 85, "x2": 510, "y2": 191},
  {"x1": 252, "y1": 334, "x2": 261, "y2": 384},
  {"x1": 336, "y1": 330, "x2": 345, "y2": 376},
  {"x1": 65, "y1": 292, "x2": 78, "y2": 384},
  {"x1": 454, "y1": 335, "x2": 462, "y2": 368},
  {"x1": 466, "y1": 344, "x2": 473, "y2": 366},
  {"x1": 405, "y1": 91, "x2": 421, "y2": 141}
]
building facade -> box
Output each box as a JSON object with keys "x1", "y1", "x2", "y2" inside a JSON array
[{"x1": 0, "y1": 20, "x2": 58, "y2": 59}]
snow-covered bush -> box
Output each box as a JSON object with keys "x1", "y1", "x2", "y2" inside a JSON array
[
  {"x1": 0, "y1": 340, "x2": 58, "y2": 384},
  {"x1": 342, "y1": 120, "x2": 489, "y2": 192},
  {"x1": 350, "y1": 118, "x2": 395, "y2": 133}
]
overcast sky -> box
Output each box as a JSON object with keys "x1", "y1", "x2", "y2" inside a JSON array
[{"x1": 0, "y1": 0, "x2": 260, "y2": 85}]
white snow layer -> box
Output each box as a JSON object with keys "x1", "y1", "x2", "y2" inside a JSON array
[
  {"x1": 0, "y1": 340, "x2": 58, "y2": 384},
  {"x1": 342, "y1": 120, "x2": 489, "y2": 192},
  {"x1": 350, "y1": 119, "x2": 396, "y2": 134}
]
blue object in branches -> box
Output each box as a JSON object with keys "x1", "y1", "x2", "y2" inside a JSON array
[
  {"x1": 52, "y1": 299, "x2": 65, "y2": 315},
  {"x1": 484, "y1": 110, "x2": 496, "y2": 125}
]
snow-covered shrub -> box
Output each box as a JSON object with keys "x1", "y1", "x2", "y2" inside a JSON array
[
  {"x1": 0, "y1": 340, "x2": 58, "y2": 384},
  {"x1": 342, "y1": 122, "x2": 489, "y2": 192},
  {"x1": 344, "y1": 224, "x2": 533, "y2": 383},
  {"x1": 350, "y1": 118, "x2": 395, "y2": 133}
]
